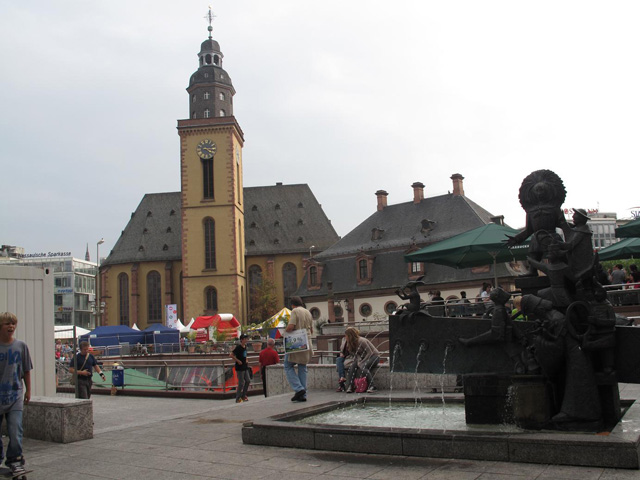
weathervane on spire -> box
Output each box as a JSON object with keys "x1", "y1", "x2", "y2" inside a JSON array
[{"x1": 204, "y1": 6, "x2": 216, "y2": 39}]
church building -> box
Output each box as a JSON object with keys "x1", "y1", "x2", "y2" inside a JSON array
[{"x1": 100, "y1": 14, "x2": 339, "y2": 328}]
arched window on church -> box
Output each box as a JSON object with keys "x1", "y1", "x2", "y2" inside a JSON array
[
  {"x1": 118, "y1": 273, "x2": 129, "y2": 326},
  {"x1": 147, "y1": 271, "x2": 162, "y2": 322},
  {"x1": 204, "y1": 91, "x2": 210, "y2": 100},
  {"x1": 202, "y1": 158, "x2": 214, "y2": 199},
  {"x1": 219, "y1": 109, "x2": 226, "y2": 117},
  {"x1": 282, "y1": 263, "x2": 297, "y2": 308},
  {"x1": 204, "y1": 109, "x2": 211, "y2": 118},
  {"x1": 205, "y1": 286, "x2": 218, "y2": 313},
  {"x1": 204, "y1": 218, "x2": 216, "y2": 269}
]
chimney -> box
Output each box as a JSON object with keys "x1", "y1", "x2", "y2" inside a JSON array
[
  {"x1": 411, "y1": 182, "x2": 425, "y2": 204},
  {"x1": 491, "y1": 215, "x2": 505, "y2": 226},
  {"x1": 375, "y1": 190, "x2": 388, "y2": 211},
  {"x1": 451, "y1": 173, "x2": 465, "y2": 196}
]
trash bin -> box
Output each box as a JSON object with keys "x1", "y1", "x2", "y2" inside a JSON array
[{"x1": 112, "y1": 366, "x2": 124, "y2": 387}]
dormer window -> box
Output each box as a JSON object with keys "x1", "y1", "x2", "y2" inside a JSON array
[
  {"x1": 371, "y1": 228, "x2": 385, "y2": 241},
  {"x1": 274, "y1": 221, "x2": 280, "y2": 227},
  {"x1": 166, "y1": 227, "x2": 172, "y2": 233},
  {"x1": 143, "y1": 228, "x2": 148, "y2": 234},
  {"x1": 147, "y1": 211, "x2": 152, "y2": 217},
  {"x1": 252, "y1": 205, "x2": 258, "y2": 211},
  {"x1": 297, "y1": 237, "x2": 303, "y2": 243},
  {"x1": 421, "y1": 219, "x2": 436, "y2": 234},
  {"x1": 298, "y1": 202, "x2": 304, "y2": 208},
  {"x1": 310, "y1": 266, "x2": 317, "y2": 286},
  {"x1": 250, "y1": 222, "x2": 257, "y2": 228},
  {"x1": 162, "y1": 244, "x2": 169, "y2": 251},
  {"x1": 356, "y1": 253, "x2": 374, "y2": 286},
  {"x1": 249, "y1": 240, "x2": 255, "y2": 246},
  {"x1": 169, "y1": 209, "x2": 176, "y2": 216},
  {"x1": 274, "y1": 239, "x2": 279, "y2": 245},
  {"x1": 275, "y1": 204, "x2": 281, "y2": 210},
  {"x1": 297, "y1": 219, "x2": 304, "y2": 226}
]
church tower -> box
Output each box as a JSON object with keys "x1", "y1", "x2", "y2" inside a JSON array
[{"x1": 178, "y1": 8, "x2": 247, "y2": 324}]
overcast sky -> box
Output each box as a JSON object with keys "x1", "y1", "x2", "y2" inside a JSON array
[{"x1": 2, "y1": 1, "x2": 639, "y2": 261}]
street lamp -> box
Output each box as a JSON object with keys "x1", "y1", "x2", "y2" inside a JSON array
[{"x1": 96, "y1": 238, "x2": 104, "y2": 327}]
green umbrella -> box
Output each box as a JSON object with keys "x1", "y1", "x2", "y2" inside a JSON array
[
  {"x1": 597, "y1": 237, "x2": 640, "y2": 261},
  {"x1": 404, "y1": 223, "x2": 530, "y2": 285},
  {"x1": 615, "y1": 217, "x2": 640, "y2": 238}
]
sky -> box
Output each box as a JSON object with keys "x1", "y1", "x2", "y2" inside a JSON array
[{"x1": 2, "y1": 1, "x2": 639, "y2": 261}]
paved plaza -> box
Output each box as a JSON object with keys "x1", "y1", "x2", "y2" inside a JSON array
[{"x1": 18, "y1": 384, "x2": 640, "y2": 479}]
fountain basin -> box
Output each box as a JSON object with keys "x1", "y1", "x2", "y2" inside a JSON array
[{"x1": 242, "y1": 396, "x2": 640, "y2": 469}]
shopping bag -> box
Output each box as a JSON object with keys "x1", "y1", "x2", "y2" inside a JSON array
[
  {"x1": 283, "y1": 328, "x2": 309, "y2": 354},
  {"x1": 354, "y1": 376, "x2": 368, "y2": 393}
]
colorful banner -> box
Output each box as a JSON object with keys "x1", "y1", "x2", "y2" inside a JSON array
[{"x1": 165, "y1": 304, "x2": 178, "y2": 329}]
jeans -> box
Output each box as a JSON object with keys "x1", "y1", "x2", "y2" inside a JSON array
[
  {"x1": 77, "y1": 377, "x2": 92, "y2": 399},
  {"x1": 0, "y1": 410, "x2": 23, "y2": 463},
  {"x1": 336, "y1": 356, "x2": 345, "y2": 379},
  {"x1": 284, "y1": 355, "x2": 307, "y2": 394},
  {"x1": 236, "y1": 369, "x2": 251, "y2": 400}
]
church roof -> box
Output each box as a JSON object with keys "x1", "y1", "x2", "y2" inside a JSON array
[
  {"x1": 102, "y1": 184, "x2": 340, "y2": 267},
  {"x1": 102, "y1": 192, "x2": 182, "y2": 267},
  {"x1": 244, "y1": 183, "x2": 340, "y2": 256}
]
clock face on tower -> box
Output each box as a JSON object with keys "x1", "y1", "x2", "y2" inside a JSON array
[{"x1": 197, "y1": 139, "x2": 217, "y2": 159}]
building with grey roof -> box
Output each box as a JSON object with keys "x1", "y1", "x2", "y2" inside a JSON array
[{"x1": 296, "y1": 174, "x2": 522, "y2": 324}]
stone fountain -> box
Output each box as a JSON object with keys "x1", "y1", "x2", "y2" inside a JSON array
[{"x1": 243, "y1": 170, "x2": 640, "y2": 469}]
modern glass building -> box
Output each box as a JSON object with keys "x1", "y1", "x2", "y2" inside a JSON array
[{"x1": 0, "y1": 253, "x2": 97, "y2": 329}]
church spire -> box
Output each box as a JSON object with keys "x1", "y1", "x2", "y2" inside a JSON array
[
  {"x1": 205, "y1": 6, "x2": 215, "y2": 39},
  {"x1": 85, "y1": 243, "x2": 90, "y2": 262},
  {"x1": 187, "y1": 7, "x2": 235, "y2": 120}
]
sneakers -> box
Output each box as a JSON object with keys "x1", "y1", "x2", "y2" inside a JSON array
[
  {"x1": 242, "y1": 396, "x2": 249, "y2": 401},
  {"x1": 236, "y1": 398, "x2": 244, "y2": 403},
  {"x1": 345, "y1": 386, "x2": 353, "y2": 394},
  {"x1": 336, "y1": 379, "x2": 346, "y2": 392},
  {"x1": 367, "y1": 385, "x2": 378, "y2": 393},
  {"x1": 291, "y1": 389, "x2": 306, "y2": 402}
]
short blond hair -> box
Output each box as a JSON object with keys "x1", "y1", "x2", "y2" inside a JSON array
[{"x1": 0, "y1": 312, "x2": 18, "y2": 324}]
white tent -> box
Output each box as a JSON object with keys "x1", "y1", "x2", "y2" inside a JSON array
[
  {"x1": 54, "y1": 325, "x2": 90, "y2": 339},
  {"x1": 174, "y1": 318, "x2": 193, "y2": 334}
]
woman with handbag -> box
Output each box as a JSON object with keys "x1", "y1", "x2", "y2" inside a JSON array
[{"x1": 343, "y1": 327, "x2": 380, "y2": 394}]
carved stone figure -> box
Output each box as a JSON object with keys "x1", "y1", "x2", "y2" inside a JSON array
[
  {"x1": 505, "y1": 170, "x2": 568, "y2": 275},
  {"x1": 521, "y1": 294, "x2": 601, "y2": 425}
]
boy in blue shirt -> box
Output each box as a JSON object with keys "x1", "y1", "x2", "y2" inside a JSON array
[{"x1": 0, "y1": 312, "x2": 32, "y2": 477}]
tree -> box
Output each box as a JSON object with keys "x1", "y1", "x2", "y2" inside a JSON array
[{"x1": 249, "y1": 276, "x2": 279, "y2": 324}]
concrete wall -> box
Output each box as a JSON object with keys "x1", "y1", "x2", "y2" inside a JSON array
[
  {"x1": 0, "y1": 265, "x2": 56, "y2": 396},
  {"x1": 265, "y1": 364, "x2": 460, "y2": 396}
]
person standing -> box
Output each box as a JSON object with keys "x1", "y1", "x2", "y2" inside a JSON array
[
  {"x1": 69, "y1": 341, "x2": 106, "y2": 399},
  {"x1": 285, "y1": 297, "x2": 313, "y2": 402},
  {"x1": 230, "y1": 334, "x2": 251, "y2": 403},
  {"x1": 258, "y1": 338, "x2": 280, "y2": 397},
  {"x1": 0, "y1": 312, "x2": 32, "y2": 477},
  {"x1": 610, "y1": 264, "x2": 626, "y2": 285}
]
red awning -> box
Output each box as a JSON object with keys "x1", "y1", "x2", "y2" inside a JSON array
[{"x1": 192, "y1": 314, "x2": 240, "y2": 340}]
